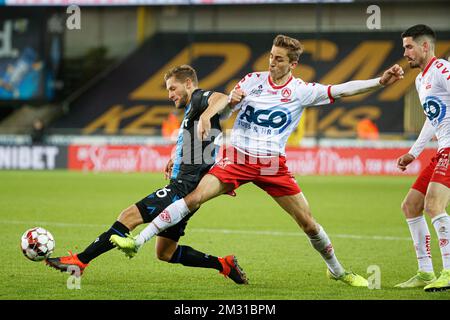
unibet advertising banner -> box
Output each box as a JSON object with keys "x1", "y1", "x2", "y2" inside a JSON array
[{"x1": 0, "y1": 145, "x2": 67, "y2": 170}]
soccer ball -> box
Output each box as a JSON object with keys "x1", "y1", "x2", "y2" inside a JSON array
[{"x1": 20, "y1": 227, "x2": 55, "y2": 262}]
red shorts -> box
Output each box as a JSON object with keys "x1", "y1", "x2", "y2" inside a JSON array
[
  {"x1": 208, "y1": 146, "x2": 301, "y2": 197},
  {"x1": 412, "y1": 147, "x2": 450, "y2": 195}
]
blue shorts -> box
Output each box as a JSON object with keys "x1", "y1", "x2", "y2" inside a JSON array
[{"x1": 135, "y1": 179, "x2": 198, "y2": 242}]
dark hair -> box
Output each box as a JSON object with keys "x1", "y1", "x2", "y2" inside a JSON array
[
  {"x1": 401, "y1": 24, "x2": 436, "y2": 42},
  {"x1": 273, "y1": 34, "x2": 304, "y2": 63},
  {"x1": 164, "y1": 65, "x2": 198, "y2": 86}
]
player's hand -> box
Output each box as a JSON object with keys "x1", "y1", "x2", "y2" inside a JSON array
[
  {"x1": 397, "y1": 153, "x2": 415, "y2": 172},
  {"x1": 229, "y1": 88, "x2": 246, "y2": 106},
  {"x1": 379, "y1": 64, "x2": 404, "y2": 86},
  {"x1": 197, "y1": 115, "x2": 211, "y2": 141},
  {"x1": 164, "y1": 158, "x2": 174, "y2": 180}
]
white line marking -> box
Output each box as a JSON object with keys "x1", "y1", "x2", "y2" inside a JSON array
[
  {"x1": 2, "y1": 219, "x2": 411, "y2": 241},
  {"x1": 191, "y1": 228, "x2": 411, "y2": 241}
]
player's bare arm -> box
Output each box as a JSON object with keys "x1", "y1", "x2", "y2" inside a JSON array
[
  {"x1": 403, "y1": 120, "x2": 436, "y2": 171},
  {"x1": 197, "y1": 92, "x2": 229, "y2": 140},
  {"x1": 164, "y1": 158, "x2": 174, "y2": 180}
]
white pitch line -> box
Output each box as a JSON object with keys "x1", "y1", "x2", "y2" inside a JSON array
[
  {"x1": 190, "y1": 228, "x2": 411, "y2": 241},
  {"x1": 1, "y1": 219, "x2": 411, "y2": 241}
]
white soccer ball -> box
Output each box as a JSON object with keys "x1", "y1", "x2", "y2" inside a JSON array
[{"x1": 20, "y1": 227, "x2": 55, "y2": 262}]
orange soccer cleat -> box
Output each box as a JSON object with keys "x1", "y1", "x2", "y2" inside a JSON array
[
  {"x1": 45, "y1": 251, "x2": 89, "y2": 275},
  {"x1": 218, "y1": 255, "x2": 248, "y2": 285}
]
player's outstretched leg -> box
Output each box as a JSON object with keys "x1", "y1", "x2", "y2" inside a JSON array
[
  {"x1": 46, "y1": 206, "x2": 141, "y2": 274},
  {"x1": 274, "y1": 193, "x2": 368, "y2": 287},
  {"x1": 45, "y1": 250, "x2": 89, "y2": 275},
  {"x1": 311, "y1": 226, "x2": 368, "y2": 287},
  {"x1": 46, "y1": 220, "x2": 129, "y2": 273}
]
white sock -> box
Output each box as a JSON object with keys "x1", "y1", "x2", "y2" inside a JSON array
[
  {"x1": 431, "y1": 213, "x2": 450, "y2": 270},
  {"x1": 308, "y1": 225, "x2": 345, "y2": 277},
  {"x1": 406, "y1": 216, "x2": 433, "y2": 273},
  {"x1": 135, "y1": 199, "x2": 191, "y2": 247}
]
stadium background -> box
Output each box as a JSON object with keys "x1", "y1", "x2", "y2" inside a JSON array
[
  {"x1": 1, "y1": 0, "x2": 450, "y2": 302},
  {"x1": 0, "y1": 0, "x2": 449, "y2": 175}
]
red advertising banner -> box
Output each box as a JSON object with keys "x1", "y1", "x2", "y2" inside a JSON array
[
  {"x1": 285, "y1": 147, "x2": 435, "y2": 176},
  {"x1": 68, "y1": 145, "x2": 174, "y2": 172},
  {"x1": 68, "y1": 144, "x2": 436, "y2": 176}
]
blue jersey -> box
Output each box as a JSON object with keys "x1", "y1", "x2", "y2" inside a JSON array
[{"x1": 171, "y1": 89, "x2": 222, "y2": 182}]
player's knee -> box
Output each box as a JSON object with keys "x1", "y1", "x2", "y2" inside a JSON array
[
  {"x1": 185, "y1": 191, "x2": 202, "y2": 211},
  {"x1": 155, "y1": 248, "x2": 173, "y2": 262},
  {"x1": 401, "y1": 199, "x2": 422, "y2": 217},
  {"x1": 400, "y1": 200, "x2": 408, "y2": 214},
  {"x1": 117, "y1": 205, "x2": 142, "y2": 230}
]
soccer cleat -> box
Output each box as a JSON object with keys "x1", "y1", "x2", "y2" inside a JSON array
[
  {"x1": 45, "y1": 251, "x2": 88, "y2": 275},
  {"x1": 327, "y1": 269, "x2": 368, "y2": 287},
  {"x1": 424, "y1": 269, "x2": 450, "y2": 292},
  {"x1": 395, "y1": 271, "x2": 436, "y2": 288},
  {"x1": 109, "y1": 234, "x2": 140, "y2": 259},
  {"x1": 219, "y1": 255, "x2": 249, "y2": 285}
]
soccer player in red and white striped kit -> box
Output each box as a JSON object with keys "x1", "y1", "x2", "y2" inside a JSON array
[{"x1": 396, "y1": 24, "x2": 450, "y2": 292}]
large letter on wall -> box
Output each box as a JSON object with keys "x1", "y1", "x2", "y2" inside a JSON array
[
  {"x1": 130, "y1": 43, "x2": 251, "y2": 100},
  {"x1": 320, "y1": 41, "x2": 393, "y2": 102}
]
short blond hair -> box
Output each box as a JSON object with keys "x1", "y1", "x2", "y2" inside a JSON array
[
  {"x1": 273, "y1": 35, "x2": 304, "y2": 63},
  {"x1": 164, "y1": 65, "x2": 198, "y2": 86}
]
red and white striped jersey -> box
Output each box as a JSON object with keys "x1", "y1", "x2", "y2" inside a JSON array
[
  {"x1": 415, "y1": 57, "x2": 450, "y2": 152},
  {"x1": 230, "y1": 71, "x2": 333, "y2": 157}
]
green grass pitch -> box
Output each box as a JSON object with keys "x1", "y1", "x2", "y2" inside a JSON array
[{"x1": 1, "y1": 170, "x2": 449, "y2": 300}]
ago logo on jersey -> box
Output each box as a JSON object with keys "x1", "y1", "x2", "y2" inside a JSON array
[
  {"x1": 423, "y1": 95, "x2": 447, "y2": 126},
  {"x1": 238, "y1": 105, "x2": 292, "y2": 133}
]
